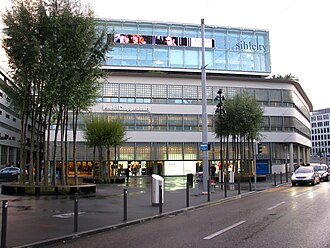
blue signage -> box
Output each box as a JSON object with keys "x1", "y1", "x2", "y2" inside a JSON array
[{"x1": 200, "y1": 143, "x2": 208, "y2": 151}]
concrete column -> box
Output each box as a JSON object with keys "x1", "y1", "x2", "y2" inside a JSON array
[
  {"x1": 297, "y1": 145, "x2": 301, "y2": 165},
  {"x1": 302, "y1": 147, "x2": 306, "y2": 164},
  {"x1": 289, "y1": 143, "x2": 294, "y2": 172}
]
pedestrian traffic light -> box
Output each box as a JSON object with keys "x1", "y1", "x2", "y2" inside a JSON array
[{"x1": 257, "y1": 143, "x2": 262, "y2": 155}]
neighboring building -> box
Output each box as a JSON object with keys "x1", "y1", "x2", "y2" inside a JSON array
[
  {"x1": 310, "y1": 108, "x2": 330, "y2": 164},
  {"x1": 0, "y1": 67, "x2": 20, "y2": 166},
  {"x1": 5, "y1": 19, "x2": 312, "y2": 176}
]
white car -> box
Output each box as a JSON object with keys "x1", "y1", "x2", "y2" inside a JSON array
[
  {"x1": 291, "y1": 166, "x2": 320, "y2": 186},
  {"x1": 310, "y1": 163, "x2": 329, "y2": 182}
]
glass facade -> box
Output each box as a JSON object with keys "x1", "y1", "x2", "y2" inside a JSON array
[{"x1": 99, "y1": 19, "x2": 271, "y2": 74}]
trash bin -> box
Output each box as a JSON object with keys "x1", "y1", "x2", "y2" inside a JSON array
[
  {"x1": 151, "y1": 174, "x2": 164, "y2": 206},
  {"x1": 187, "y1": 173, "x2": 194, "y2": 187}
]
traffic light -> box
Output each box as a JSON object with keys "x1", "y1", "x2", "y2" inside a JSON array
[{"x1": 257, "y1": 143, "x2": 263, "y2": 155}]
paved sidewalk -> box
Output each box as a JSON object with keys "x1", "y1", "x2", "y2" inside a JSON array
[{"x1": 1, "y1": 175, "x2": 289, "y2": 248}]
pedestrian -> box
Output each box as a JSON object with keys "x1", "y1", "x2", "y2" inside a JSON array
[{"x1": 125, "y1": 167, "x2": 130, "y2": 182}]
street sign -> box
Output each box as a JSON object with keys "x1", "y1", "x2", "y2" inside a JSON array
[{"x1": 200, "y1": 143, "x2": 208, "y2": 151}]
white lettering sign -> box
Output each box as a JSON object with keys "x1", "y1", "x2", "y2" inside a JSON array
[{"x1": 103, "y1": 105, "x2": 151, "y2": 113}]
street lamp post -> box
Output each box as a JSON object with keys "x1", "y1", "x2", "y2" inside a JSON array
[
  {"x1": 214, "y1": 89, "x2": 225, "y2": 189},
  {"x1": 201, "y1": 19, "x2": 209, "y2": 194}
]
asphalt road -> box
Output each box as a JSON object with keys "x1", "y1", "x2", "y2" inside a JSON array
[{"x1": 50, "y1": 182, "x2": 330, "y2": 248}]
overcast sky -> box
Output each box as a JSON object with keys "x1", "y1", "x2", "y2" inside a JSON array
[{"x1": 1, "y1": 0, "x2": 329, "y2": 110}]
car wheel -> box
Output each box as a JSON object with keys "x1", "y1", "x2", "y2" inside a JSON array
[{"x1": 292, "y1": 182, "x2": 296, "y2": 186}]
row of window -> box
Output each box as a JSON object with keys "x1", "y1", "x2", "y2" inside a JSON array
[
  {"x1": 99, "y1": 82, "x2": 310, "y2": 120},
  {"x1": 311, "y1": 128, "x2": 330, "y2": 134},
  {"x1": 312, "y1": 135, "x2": 330, "y2": 141},
  {"x1": 311, "y1": 121, "x2": 330, "y2": 128},
  {"x1": 54, "y1": 113, "x2": 310, "y2": 139},
  {"x1": 311, "y1": 114, "x2": 330, "y2": 122}
]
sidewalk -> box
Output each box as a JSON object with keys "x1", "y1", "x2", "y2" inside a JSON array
[{"x1": 4, "y1": 175, "x2": 288, "y2": 248}]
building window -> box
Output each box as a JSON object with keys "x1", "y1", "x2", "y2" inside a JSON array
[{"x1": 5, "y1": 114, "x2": 9, "y2": 119}]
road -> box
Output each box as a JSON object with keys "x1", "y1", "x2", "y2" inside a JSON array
[{"x1": 51, "y1": 182, "x2": 330, "y2": 248}]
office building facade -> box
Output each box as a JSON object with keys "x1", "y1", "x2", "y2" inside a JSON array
[{"x1": 46, "y1": 19, "x2": 312, "y2": 175}]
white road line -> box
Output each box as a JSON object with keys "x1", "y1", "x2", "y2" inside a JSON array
[
  {"x1": 203, "y1": 220, "x2": 246, "y2": 240},
  {"x1": 267, "y1": 201, "x2": 285, "y2": 210},
  {"x1": 295, "y1": 192, "x2": 308, "y2": 198},
  {"x1": 53, "y1": 212, "x2": 85, "y2": 218}
]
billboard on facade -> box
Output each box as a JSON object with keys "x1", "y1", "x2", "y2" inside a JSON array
[{"x1": 113, "y1": 34, "x2": 215, "y2": 48}]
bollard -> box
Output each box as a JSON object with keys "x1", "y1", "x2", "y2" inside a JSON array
[
  {"x1": 123, "y1": 189, "x2": 128, "y2": 221},
  {"x1": 74, "y1": 193, "x2": 78, "y2": 233},
  {"x1": 159, "y1": 185, "x2": 163, "y2": 214},
  {"x1": 1, "y1": 200, "x2": 8, "y2": 248},
  {"x1": 238, "y1": 175, "x2": 241, "y2": 195},
  {"x1": 224, "y1": 175, "x2": 227, "y2": 198},
  {"x1": 280, "y1": 172, "x2": 283, "y2": 184},
  {"x1": 186, "y1": 182, "x2": 189, "y2": 207},
  {"x1": 207, "y1": 180, "x2": 210, "y2": 202},
  {"x1": 273, "y1": 172, "x2": 277, "y2": 186}
]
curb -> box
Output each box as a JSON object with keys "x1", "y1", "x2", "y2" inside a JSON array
[{"x1": 15, "y1": 190, "x2": 260, "y2": 248}]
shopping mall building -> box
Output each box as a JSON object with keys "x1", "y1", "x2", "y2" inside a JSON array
[{"x1": 1, "y1": 19, "x2": 313, "y2": 176}]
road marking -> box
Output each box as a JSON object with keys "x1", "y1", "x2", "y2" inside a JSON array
[
  {"x1": 264, "y1": 186, "x2": 287, "y2": 193},
  {"x1": 53, "y1": 212, "x2": 85, "y2": 218},
  {"x1": 203, "y1": 220, "x2": 246, "y2": 240},
  {"x1": 267, "y1": 201, "x2": 285, "y2": 210}
]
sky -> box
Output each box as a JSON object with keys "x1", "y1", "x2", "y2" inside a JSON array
[{"x1": 1, "y1": 0, "x2": 329, "y2": 110}]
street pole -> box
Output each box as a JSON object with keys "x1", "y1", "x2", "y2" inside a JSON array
[
  {"x1": 201, "y1": 18, "x2": 209, "y2": 194},
  {"x1": 253, "y1": 141, "x2": 257, "y2": 190}
]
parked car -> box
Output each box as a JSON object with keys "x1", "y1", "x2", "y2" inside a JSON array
[
  {"x1": 0, "y1": 167, "x2": 20, "y2": 181},
  {"x1": 291, "y1": 166, "x2": 320, "y2": 186},
  {"x1": 311, "y1": 163, "x2": 329, "y2": 181}
]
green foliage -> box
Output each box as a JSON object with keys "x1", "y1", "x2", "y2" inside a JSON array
[{"x1": 214, "y1": 91, "x2": 263, "y2": 140}]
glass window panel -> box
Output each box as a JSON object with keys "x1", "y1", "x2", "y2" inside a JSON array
[
  {"x1": 228, "y1": 51, "x2": 241, "y2": 70},
  {"x1": 138, "y1": 48, "x2": 153, "y2": 66},
  {"x1": 183, "y1": 85, "x2": 197, "y2": 99},
  {"x1": 168, "y1": 115, "x2": 183, "y2": 126},
  {"x1": 169, "y1": 25, "x2": 184, "y2": 37},
  {"x1": 214, "y1": 30, "x2": 226, "y2": 49},
  {"x1": 138, "y1": 24, "x2": 153, "y2": 35},
  {"x1": 135, "y1": 114, "x2": 151, "y2": 126},
  {"x1": 152, "y1": 85, "x2": 167, "y2": 98},
  {"x1": 120, "y1": 84, "x2": 136, "y2": 97},
  {"x1": 136, "y1": 84, "x2": 151, "y2": 97},
  {"x1": 152, "y1": 115, "x2": 167, "y2": 126},
  {"x1": 168, "y1": 143, "x2": 183, "y2": 160},
  {"x1": 119, "y1": 143, "x2": 135, "y2": 160},
  {"x1": 214, "y1": 51, "x2": 226, "y2": 69},
  {"x1": 270, "y1": 89, "x2": 282, "y2": 102},
  {"x1": 183, "y1": 143, "x2": 198, "y2": 160},
  {"x1": 136, "y1": 143, "x2": 151, "y2": 160},
  {"x1": 241, "y1": 53, "x2": 254, "y2": 71},
  {"x1": 107, "y1": 47, "x2": 122, "y2": 65},
  {"x1": 153, "y1": 47, "x2": 168, "y2": 67},
  {"x1": 255, "y1": 89, "x2": 269, "y2": 102},
  {"x1": 168, "y1": 85, "x2": 182, "y2": 99},
  {"x1": 154, "y1": 24, "x2": 168, "y2": 36},
  {"x1": 169, "y1": 48, "x2": 184, "y2": 67},
  {"x1": 184, "y1": 49, "x2": 199, "y2": 68},
  {"x1": 103, "y1": 83, "x2": 119, "y2": 97},
  {"x1": 122, "y1": 47, "x2": 138, "y2": 66},
  {"x1": 270, "y1": 116, "x2": 283, "y2": 128},
  {"x1": 151, "y1": 143, "x2": 167, "y2": 160},
  {"x1": 205, "y1": 50, "x2": 214, "y2": 68},
  {"x1": 122, "y1": 24, "x2": 138, "y2": 34},
  {"x1": 184, "y1": 26, "x2": 199, "y2": 38},
  {"x1": 228, "y1": 31, "x2": 240, "y2": 50}
]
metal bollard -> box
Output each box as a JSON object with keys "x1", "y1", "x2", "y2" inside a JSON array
[
  {"x1": 1, "y1": 200, "x2": 8, "y2": 248},
  {"x1": 238, "y1": 175, "x2": 241, "y2": 195},
  {"x1": 273, "y1": 172, "x2": 277, "y2": 186},
  {"x1": 186, "y1": 182, "x2": 189, "y2": 207},
  {"x1": 224, "y1": 175, "x2": 227, "y2": 198},
  {"x1": 280, "y1": 172, "x2": 283, "y2": 184},
  {"x1": 159, "y1": 185, "x2": 163, "y2": 214},
  {"x1": 207, "y1": 180, "x2": 210, "y2": 202},
  {"x1": 73, "y1": 193, "x2": 78, "y2": 233},
  {"x1": 123, "y1": 189, "x2": 128, "y2": 221}
]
